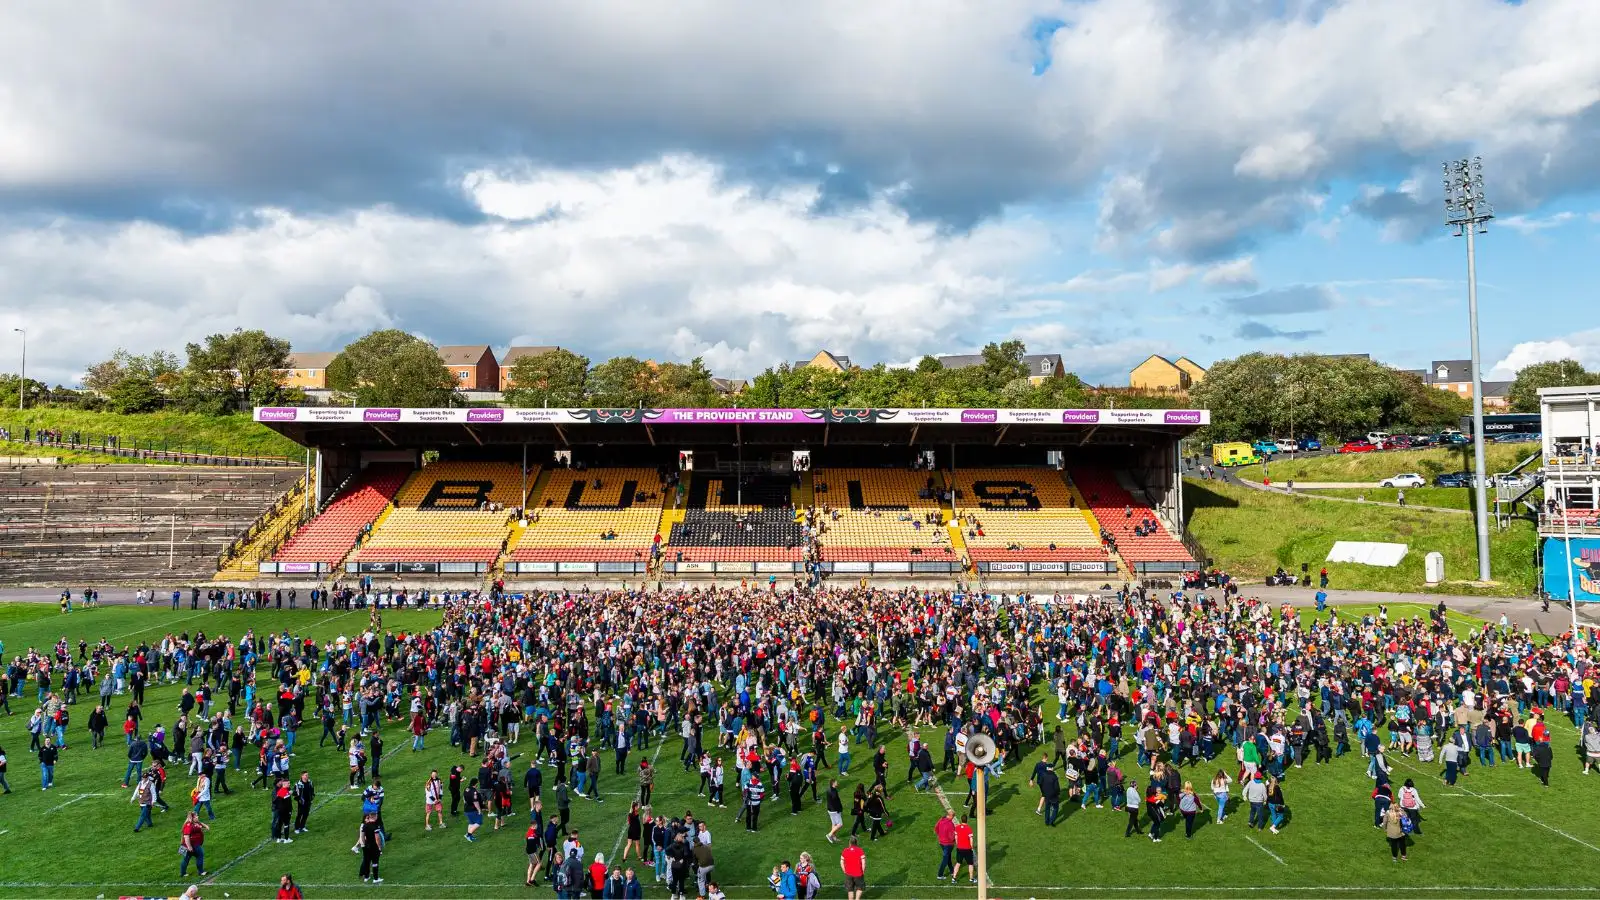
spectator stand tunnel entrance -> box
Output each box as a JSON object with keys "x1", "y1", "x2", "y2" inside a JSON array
[{"x1": 252, "y1": 407, "x2": 1207, "y2": 582}]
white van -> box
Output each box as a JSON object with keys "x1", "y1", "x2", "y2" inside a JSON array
[{"x1": 1366, "y1": 431, "x2": 1391, "y2": 446}]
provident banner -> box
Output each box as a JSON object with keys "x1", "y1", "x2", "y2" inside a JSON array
[{"x1": 256, "y1": 406, "x2": 1210, "y2": 426}]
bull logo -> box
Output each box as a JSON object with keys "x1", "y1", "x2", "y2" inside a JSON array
[
  {"x1": 568, "y1": 408, "x2": 659, "y2": 424},
  {"x1": 812, "y1": 408, "x2": 898, "y2": 424},
  {"x1": 971, "y1": 481, "x2": 1042, "y2": 510}
]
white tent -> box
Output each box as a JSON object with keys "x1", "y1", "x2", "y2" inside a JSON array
[{"x1": 1326, "y1": 541, "x2": 1409, "y2": 567}]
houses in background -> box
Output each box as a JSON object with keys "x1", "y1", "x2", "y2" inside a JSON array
[
  {"x1": 1426, "y1": 359, "x2": 1510, "y2": 410},
  {"x1": 793, "y1": 350, "x2": 853, "y2": 372},
  {"x1": 279, "y1": 352, "x2": 337, "y2": 390},
  {"x1": 1130, "y1": 355, "x2": 1207, "y2": 391},
  {"x1": 936, "y1": 353, "x2": 1066, "y2": 385}
]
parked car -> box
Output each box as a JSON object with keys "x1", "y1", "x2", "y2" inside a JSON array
[
  {"x1": 1493, "y1": 431, "x2": 1541, "y2": 443},
  {"x1": 1337, "y1": 440, "x2": 1377, "y2": 454},
  {"x1": 1380, "y1": 473, "x2": 1425, "y2": 488},
  {"x1": 1438, "y1": 432, "x2": 1470, "y2": 445},
  {"x1": 1493, "y1": 473, "x2": 1534, "y2": 487},
  {"x1": 1298, "y1": 436, "x2": 1323, "y2": 452},
  {"x1": 1409, "y1": 434, "x2": 1439, "y2": 447},
  {"x1": 1432, "y1": 471, "x2": 1472, "y2": 487},
  {"x1": 1252, "y1": 439, "x2": 1280, "y2": 455},
  {"x1": 1275, "y1": 438, "x2": 1299, "y2": 453},
  {"x1": 1366, "y1": 431, "x2": 1391, "y2": 446},
  {"x1": 1383, "y1": 435, "x2": 1414, "y2": 450}
]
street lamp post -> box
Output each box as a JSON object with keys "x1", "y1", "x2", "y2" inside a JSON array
[
  {"x1": 11, "y1": 328, "x2": 23, "y2": 410},
  {"x1": 1444, "y1": 157, "x2": 1495, "y2": 582}
]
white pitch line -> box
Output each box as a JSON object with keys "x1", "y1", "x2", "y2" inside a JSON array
[
  {"x1": 930, "y1": 777, "x2": 997, "y2": 889},
  {"x1": 107, "y1": 609, "x2": 213, "y2": 643},
  {"x1": 611, "y1": 737, "x2": 666, "y2": 865},
  {"x1": 44, "y1": 792, "x2": 112, "y2": 813},
  {"x1": 1245, "y1": 834, "x2": 1286, "y2": 865},
  {"x1": 1388, "y1": 754, "x2": 1600, "y2": 855},
  {"x1": 204, "y1": 741, "x2": 405, "y2": 885}
]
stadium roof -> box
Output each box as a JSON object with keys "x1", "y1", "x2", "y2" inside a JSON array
[{"x1": 254, "y1": 406, "x2": 1207, "y2": 450}]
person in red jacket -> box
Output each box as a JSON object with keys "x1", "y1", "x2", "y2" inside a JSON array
[
  {"x1": 589, "y1": 851, "x2": 609, "y2": 899},
  {"x1": 934, "y1": 810, "x2": 957, "y2": 880},
  {"x1": 277, "y1": 873, "x2": 304, "y2": 899}
]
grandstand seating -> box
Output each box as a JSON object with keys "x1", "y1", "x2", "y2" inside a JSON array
[
  {"x1": 812, "y1": 468, "x2": 955, "y2": 562},
  {"x1": 355, "y1": 462, "x2": 534, "y2": 564},
  {"x1": 511, "y1": 467, "x2": 666, "y2": 563},
  {"x1": 949, "y1": 467, "x2": 1108, "y2": 563},
  {"x1": 0, "y1": 464, "x2": 301, "y2": 585},
  {"x1": 663, "y1": 474, "x2": 806, "y2": 563},
  {"x1": 273, "y1": 463, "x2": 411, "y2": 567},
  {"x1": 1068, "y1": 467, "x2": 1191, "y2": 563}
]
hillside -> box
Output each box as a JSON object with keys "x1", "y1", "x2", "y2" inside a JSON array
[
  {"x1": 0, "y1": 408, "x2": 305, "y2": 462},
  {"x1": 1183, "y1": 477, "x2": 1537, "y2": 596},
  {"x1": 1236, "y1": 443, "x2": 1531, "y2": 484}
]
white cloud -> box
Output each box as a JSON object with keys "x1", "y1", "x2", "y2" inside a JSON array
[
  {"x1": 1499, "y1": 211, "x2": 1578, "y2": 233},
  {"x1": 1235, "y1": 131, "x2": 1327, "y2": 181},
  {"x1": 0, "y1": 0, "x2": 1594, "y2": 257},
  {"x1": 1026, "y1": 256, "x2": 1257, "y2": 296},
  {"x1": 0, "y1": 155, "x2": 1050, "y2": 385},
  {"x1": 1489, "y1": 329, "x2": 1600, "y2": 378}
]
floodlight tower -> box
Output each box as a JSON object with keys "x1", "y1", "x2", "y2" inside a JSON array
[{"x1": 1443, "y1": 157, "x2": 1494, "y2": 582}]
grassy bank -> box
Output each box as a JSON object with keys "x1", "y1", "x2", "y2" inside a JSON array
[
  {"x1": 1184, "y1": 477, "x2": 1538, "y2": 596},
  {"x1": 1302, "y1": 486, "x2": 1478, "y2": 510},
  {"x1": 0, "y1": 408, "x2": 304, "y2": 461},
  {"x1": 1239, "y1": 443, "x2": 1530, "y2": 483}
]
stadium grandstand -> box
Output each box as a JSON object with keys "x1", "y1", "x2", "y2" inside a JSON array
[
  {"x1": 243, "y1": 406, "x2": 1204, "y2": 583},
  {"x1": 511, "y1": 466, "x2": 667, "y2": 566},
  {"x1": 269, "y1": 463, "x2": 411, "y2": 573},
  {"x1": 949, "y1": 467, "x2": 1109, "y2": 570},
  {"x1": 349, "y1": 461, "x2": 534, "y2": 572},
  {"x1": 0, "y1": 464, "x2": 301, "y2": 585},
  {"x1": 811, "y1": 467, "x2": 955, "y2": 563}
]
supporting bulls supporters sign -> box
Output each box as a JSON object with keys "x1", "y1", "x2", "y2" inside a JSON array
[{"x1": 257, "y1": 406, "x2": 1210, "y2": 425}]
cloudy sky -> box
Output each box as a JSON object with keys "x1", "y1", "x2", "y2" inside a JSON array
[{"x1": 2, "y1": 0, "x2": 1598, "y2": 388}]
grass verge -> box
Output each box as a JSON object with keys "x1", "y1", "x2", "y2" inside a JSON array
[
  {"x1": 0, "y1": 408, "x2": 304, "y2": 462},
  {"x1": 1300, "y1": 487, "x2": 1475, "y2": 511},
  {"x1": 1239, "y1": 444, "x2": 1531, "y2": 484},
  {"x1": 1185, "y1": 477, "x2": 1537, "y2": 596}
]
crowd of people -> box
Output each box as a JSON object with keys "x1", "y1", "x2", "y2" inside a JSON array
[{"x1": 1, "y1": 581, "x2": 1596, "y2": 896}]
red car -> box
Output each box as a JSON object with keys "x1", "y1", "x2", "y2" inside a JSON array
[{"x1": 1337, "y1": 440, "x2": 1377, "y2": 453}]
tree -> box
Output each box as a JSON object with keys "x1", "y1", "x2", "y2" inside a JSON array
[
  {"x1": 504, "y1": 349, "x2": 590, "y2": 408},
  {"x1": 979, "y1": 340, "x2": 1029, "y2": 389},
  {"x1": 173, "y1": 330, "x2": 292, "y2": 413},
  {"x1": 0, "y1": 373, "x2": 47, "y2": 408},
  {"x1": 327, "y1": 329, "x2": 455, "y2": 407},
  {"x1": 82, "y1": 350, "x2": 181, "y2": 395},
  {"x1": 744, "y1": 366, "x2": 792, "y2": 408},
  {"x1": 654, "y1": 358, "x2": 719, "y2": 407},
  {"x1": 1193, "y1": 352, "x2": 1425, "y2": 442},
  {"x1": 1506, "y1": 359, "x2": 1597, "y2": 413},
  {"x1": 1393, "y1": 370, "x2": 1470, "y2": 431},
  {"x1": 104, "y1": 374, "x2": 164, "y2": 414},
  {"x1": 584, "y1": 356, "x2": 660, "y2": 408},
  {"x1": 915, "y1": 355, "x2": 944, "y2": 374}
]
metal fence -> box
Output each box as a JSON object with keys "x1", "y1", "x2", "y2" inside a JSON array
[{"x1": 2, "y1": 431, "x2": 298, "y2": 467}]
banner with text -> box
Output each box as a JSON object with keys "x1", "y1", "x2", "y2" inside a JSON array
[{"x1": 257, "y1": 407, "x2": 1209, "y2": 427}]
